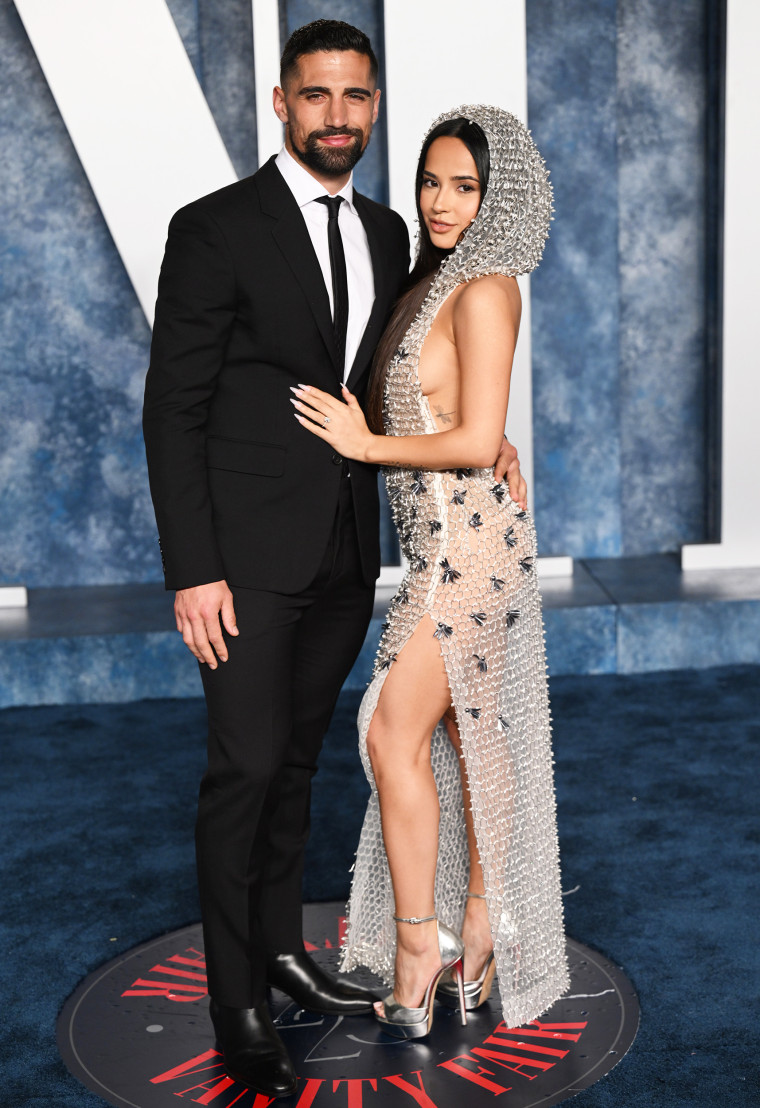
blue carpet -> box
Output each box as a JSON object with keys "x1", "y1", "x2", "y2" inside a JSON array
[{"x1": 1, "y1": 665, "x2": 758, "y2": 1106}]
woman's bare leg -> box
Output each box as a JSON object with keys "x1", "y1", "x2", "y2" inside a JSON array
[
  {"x1": 444, "y1": 714, "x2": 494, "y2": 980},
  {"x1": 366, "y1": 620, "x2": 453, "y2": 1010}
]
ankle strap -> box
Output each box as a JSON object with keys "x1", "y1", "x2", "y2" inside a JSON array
[
  {"x1": 393, "y1": 914, "x2": 437, "y2": 924},
  {"x1": 466, "y1": 892, "x2": 486, "y2": 899}
]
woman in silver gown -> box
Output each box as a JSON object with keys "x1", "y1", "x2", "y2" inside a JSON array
[{"x1": 293, "y1": 104, "x2": 568, "y2": 1037}]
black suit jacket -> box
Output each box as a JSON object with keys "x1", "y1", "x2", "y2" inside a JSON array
[{"x1": 143, "y1": 156, "x2": 410, "y2": 593}]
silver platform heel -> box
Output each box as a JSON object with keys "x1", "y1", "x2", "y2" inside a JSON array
[
  {"x1": 438, "y1": 893, "x2": 498, "y2": 1011},
  {"x1": 375, "y1": 914, "x2": 467, "y2": 1039}
]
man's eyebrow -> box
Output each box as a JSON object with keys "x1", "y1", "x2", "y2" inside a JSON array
[{"x1": 297, "y1": 85, "x2": 372, "y2": 97}]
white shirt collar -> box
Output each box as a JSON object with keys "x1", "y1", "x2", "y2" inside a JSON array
[{"x1": 275, "y1": 146, "x2": 355, "y2": 211}]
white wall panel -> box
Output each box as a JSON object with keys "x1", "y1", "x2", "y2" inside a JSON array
[
  {"x1": 683, "y1": 0, "x2": 760, "y2": 569},
  {"x1": 14, "y1": 0, "x2": 237, "y2": 324},
  {"x1": 383, "y1": 0, "x2": 537, "y2": 503},
  {"x1": 252, "y1": 0, "x2": 283, "y2": 165}
]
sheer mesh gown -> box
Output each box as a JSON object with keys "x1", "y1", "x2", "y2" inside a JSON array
[{"x1": 339, "y1": 106, "x2": 569, "y2": 1028}]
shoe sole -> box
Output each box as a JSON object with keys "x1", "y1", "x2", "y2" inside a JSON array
[{"x1": 222, "y1": 1062, "x2": 297, "y2": 1100}]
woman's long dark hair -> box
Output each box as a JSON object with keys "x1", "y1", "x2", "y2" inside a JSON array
[{"x1": 366, "y1": 117, "x2": 490, "y2": 434}]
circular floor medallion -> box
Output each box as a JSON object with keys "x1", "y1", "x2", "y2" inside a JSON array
[{"x1": 58, "y1": 902, "x2": 638, "y2": 1107}]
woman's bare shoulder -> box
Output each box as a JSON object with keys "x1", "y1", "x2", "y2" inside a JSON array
[{"x1": 452, "y1": 274, "x2": 521, "y2": 323}]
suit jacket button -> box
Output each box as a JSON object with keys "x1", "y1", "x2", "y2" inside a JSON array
[{"x1": 331, "y1": 453, "x2": 344, "y2": 465}]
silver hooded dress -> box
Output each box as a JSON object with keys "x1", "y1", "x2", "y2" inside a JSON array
[{"x1": 339, "y1": 105, "x2": 569, "y2": 1028}]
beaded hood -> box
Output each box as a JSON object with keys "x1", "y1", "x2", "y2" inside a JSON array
[{"x1": 421, "y1": 104, "x2": 553, "y2": 296}]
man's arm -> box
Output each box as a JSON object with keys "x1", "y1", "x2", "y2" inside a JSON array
[
  {"x1": 143, "y1": 203, "x2": 239, "y2": 666},
  {"x1": 494, "y1": 437, "x2": 528, "y2": 510},
  {"x1": 143, "y1": 203, "x2": 237, "y2": 588}
]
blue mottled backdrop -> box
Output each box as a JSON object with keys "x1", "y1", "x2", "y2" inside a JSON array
[
  {"x1": 527, "y1": 0, "x2": 712, "y2": 557},
  {"x1": 0, "y1": 0, "x2": 716, "y2": 585}
]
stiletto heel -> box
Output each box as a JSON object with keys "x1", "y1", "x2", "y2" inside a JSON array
[
  {"x1": 452, "y1": 956, "x2": 467, "y2": 1025},
  {"x1": 439, "y1": 951, "x2": 497, "y2": 1010},
  {"x1": 438, "y1": 892, "x2": 499, "y2": 1011},
  {"x1": 375, "y1": 916, "x2": 466, "y2": 1039}
]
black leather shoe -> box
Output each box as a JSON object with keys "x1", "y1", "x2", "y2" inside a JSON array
[
  {"x1": 209, "y1": 999, "x2": 297, "y2": 1098},
  {"x1": 267, "y1": 951, "x2": 379, "y2": 1014}
]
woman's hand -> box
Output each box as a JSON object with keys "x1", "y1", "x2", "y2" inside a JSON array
[{"x1": 291, "y1": 384, "x2": 376, "y2": 462}]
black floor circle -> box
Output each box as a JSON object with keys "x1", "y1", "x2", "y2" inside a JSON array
[{"x1": 58, "y1": 902, "x2": 638, "y2": 1107}]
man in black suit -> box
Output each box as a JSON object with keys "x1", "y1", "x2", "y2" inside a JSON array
[{"x1": 144, "y1": 19, "x2": 524, "y2": 1099}]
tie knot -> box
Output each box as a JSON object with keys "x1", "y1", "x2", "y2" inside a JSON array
[{"x1": 316, "y1": 194, "x2": 344, "y2": 220}]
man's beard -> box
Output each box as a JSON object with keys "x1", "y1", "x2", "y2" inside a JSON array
[{"x1": 290, "y1": 127, "x2": 366, "y2": 177}]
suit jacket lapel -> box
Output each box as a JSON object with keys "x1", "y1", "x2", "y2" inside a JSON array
[
  {"x1": 255, "y1": 158, "x2": 339, "y2": 374},
  {"x1": 346, "y1": 192, "x2": 392, "y2": 393}
]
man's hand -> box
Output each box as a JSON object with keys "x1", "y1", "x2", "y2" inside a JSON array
[
  {"x1": 174, "y1": 580, "x2": 238, "y2": 669},
  {"x1": 494, "y1": 437, "x2": 528, "y2": 510}
]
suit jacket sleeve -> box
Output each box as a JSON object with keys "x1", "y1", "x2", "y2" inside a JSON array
[{"x1": 143, "y1": 204, "x2": 235, "y2": 590}]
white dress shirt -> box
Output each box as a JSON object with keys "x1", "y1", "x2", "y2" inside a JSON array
[{"x1": 275, "y1": 146, "x2": 375, "y2": 381}]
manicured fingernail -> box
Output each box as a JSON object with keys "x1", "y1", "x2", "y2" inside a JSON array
[
  {"x1": 297, "y1": 383, "x2": 310, "y2": 391},
  {"x1": 290, "y1": 386, "x2": 304, "y2": 396}
]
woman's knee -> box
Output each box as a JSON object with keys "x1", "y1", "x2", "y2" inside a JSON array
[{"x1": 366, "y1": 718, "x2": 432, "y2": 785}]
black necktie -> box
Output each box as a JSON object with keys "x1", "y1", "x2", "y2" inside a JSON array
[{"x1": 316, "y1": 195, "x2": 349, "y2": 374}]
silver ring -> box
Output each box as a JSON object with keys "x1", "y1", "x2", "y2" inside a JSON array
[{"x1": 323, "y1": 416, "x2": 331, "y2": 426}]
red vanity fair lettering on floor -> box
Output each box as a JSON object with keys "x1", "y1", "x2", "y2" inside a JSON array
[
  {"x1": 149, "y1": 1020, "x2": 588, "y2": 1106},
  {"x1": 121, "y1": 946, "x2": 208, "y2": 1002}
]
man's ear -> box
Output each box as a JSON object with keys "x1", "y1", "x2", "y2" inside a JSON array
[
  {"x1": 372, "y1": 88, "x2": 381, "y2": 126},
  {"x1": 272, "y1": 86, "x2": 288, "y2": 124}
]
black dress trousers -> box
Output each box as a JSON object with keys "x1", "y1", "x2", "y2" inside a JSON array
[{"x1": 195, "y1": 478, "x2": 373, "y2": 1007}]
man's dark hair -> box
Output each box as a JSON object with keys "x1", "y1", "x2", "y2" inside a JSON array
[{"x1": 279, "y1": 19, "x2": 378, "y2": 88}]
